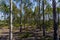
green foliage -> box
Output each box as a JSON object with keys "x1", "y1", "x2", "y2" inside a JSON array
[
  {"x1": 18, "y1": 32, "x2": 33, "y2": 38},
  {"x1": 58, "y1": 0, "x2": 60, "y2": 2},
  {"x1": 0, "y1": 0, "x2": 59, "y2": 29}
]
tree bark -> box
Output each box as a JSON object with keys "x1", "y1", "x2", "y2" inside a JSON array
[
  {"x1": 9, "y1": 0, "x2": 13, "y2": 40},
  {"x1": 52, "y1": 0, "x2": 58, "y2": 40},
  {"x1": 42, "y1": 0, "x2": 45, "y2": 37}
]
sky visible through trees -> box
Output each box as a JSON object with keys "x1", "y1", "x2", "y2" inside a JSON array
[{"x1": 0, "y1": 0, "x2": 59, "y2": 20}]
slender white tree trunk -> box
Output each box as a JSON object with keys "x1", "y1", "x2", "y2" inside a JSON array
[{"x1": 9, "y1": 0, "x2": 13, "y2": 40}]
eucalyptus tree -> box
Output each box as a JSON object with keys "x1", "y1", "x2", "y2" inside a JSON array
[
  {"x1": 56, "y1": 0, "x2": 60, "y2": 40},
  {"x1": 52, "y1": 0, "x2": 58, "y2": 40},
  {"x1": 57, "y1": 0, "x2": 60, "y2": 25},
  {"x1": 19, "y1": 0, "x2": 22, "y2": 32},
  {"x1": 9, "y1": 0, "x2": 13, "y2": 40},
  {"x1": 42, "y1": 0, "x2": 51, "y2": 37},
  {"x1": 37, "y1": 0, "x2": 41, "y2": 29},
  {"x1": 42, "y1": 0, "x2": 45, "y2": 37}
]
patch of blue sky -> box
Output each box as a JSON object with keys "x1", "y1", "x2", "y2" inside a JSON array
[
  {"x1": 5, "y1": 0, "x2": 10, "y2": 5},
  {"x1": 0, "y1": 12, "x2": 4, "y2": 20}
]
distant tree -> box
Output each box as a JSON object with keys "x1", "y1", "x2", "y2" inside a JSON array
[
  {"x1": 57, "y1": 0, "x2": 60, "y2": 25},
  {"x1": 19, "y1": 0, "x2": 22, "y2": 32}
]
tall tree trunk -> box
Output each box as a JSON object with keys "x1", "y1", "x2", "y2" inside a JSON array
[
  {"x1": 9, "y1": 0, "x2": 13, "y2": 40},
  {"x1": 42, "y1": 0, "x2": 45, "y2": 37},
  {"x1": 20, "y1": 0, "x2": 22, "y2": 32},
  {"x1": 36, "y1": 0, "x2": 40, "y2": 29},
  {"x1": 38, "y1": 0, "x2": 40, "y2": 28},
  {"x1": 52, "y1": 0, "x2": 58, "y2": 40}
]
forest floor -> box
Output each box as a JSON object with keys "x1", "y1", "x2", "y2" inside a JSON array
[{"x1": 0, "y1": 26, "x2": 60, "y2": 40}]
